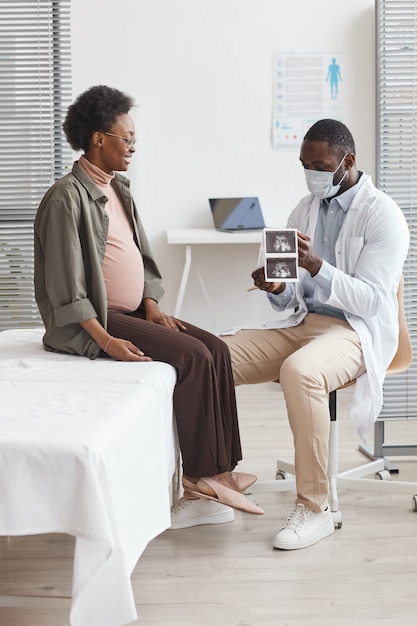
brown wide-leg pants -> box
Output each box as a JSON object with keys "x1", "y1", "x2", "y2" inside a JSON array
[{"x1": 107, "y1": 308, "x2": 242, "y2": 478}]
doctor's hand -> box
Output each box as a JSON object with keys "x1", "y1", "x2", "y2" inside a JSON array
[
  {"x1": 297, "y1": 231, "x2": 323, "y2": 276},
  {"x1": 251, "y1": 267, "x2": 285, "y2": 294}
]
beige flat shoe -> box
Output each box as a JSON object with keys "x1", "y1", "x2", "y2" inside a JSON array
[
  {"x1": 182, "y1": 472, "x2": 256, "y2": 494},
  {"x1": 231, "y1": 472, "x2": 257, "y2": 491},
  {"x1": 187, "y1": 477, "x2": 264, "y2": 515}
]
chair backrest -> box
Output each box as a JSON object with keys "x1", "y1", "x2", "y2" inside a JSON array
[
  {"x1": 334, "y1": 276, "x2": 412, "y2": 395},
  {"x1": 387, "y1": 276, "x2": 413, "y2": 376}
]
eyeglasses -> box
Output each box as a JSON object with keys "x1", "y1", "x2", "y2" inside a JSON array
[{"x1": 104, "y1": 132, "x2": 137, "y2": 148}]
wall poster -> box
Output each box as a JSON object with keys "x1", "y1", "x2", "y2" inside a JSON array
[{"x1": 272, "y1": 51, "x2": 345, "y2": 148}]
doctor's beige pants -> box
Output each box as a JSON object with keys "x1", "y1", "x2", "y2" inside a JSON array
[{"x1": 221, "y1": 313, "x2": 365, "y2": 512}]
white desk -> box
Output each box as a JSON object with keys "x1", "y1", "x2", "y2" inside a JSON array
[{"x1": 167, "y1": 228, "x2": 262, "y2": 323}]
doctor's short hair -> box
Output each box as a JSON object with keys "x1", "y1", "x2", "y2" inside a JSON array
[
  {"x1": 63, "y1": 85, "x2": 135, "y2": 152},
  {"x1": 304, "y1": 119, "x2": 356, "y2": 159}
]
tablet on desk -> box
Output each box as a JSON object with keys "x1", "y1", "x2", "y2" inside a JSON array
[{"x1": 209, "y1": 197, "x2": 265, "y2": 232}]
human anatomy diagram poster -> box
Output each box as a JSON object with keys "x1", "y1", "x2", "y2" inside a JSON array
[{"x1": 272, "y1": 51, "x2": 345, "y2": 148}]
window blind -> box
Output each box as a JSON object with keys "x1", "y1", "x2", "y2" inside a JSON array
[
  {"x1": 376, "y1": 0, "x2": 417, "y2": 419},
  {"x1": 0, "y1": 0, "x2": 72, "y2": 331}
]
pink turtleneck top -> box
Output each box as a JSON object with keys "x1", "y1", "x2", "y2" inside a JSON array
[{"x1": 78, "y1": 155, "x2": 144, "y2": 312}]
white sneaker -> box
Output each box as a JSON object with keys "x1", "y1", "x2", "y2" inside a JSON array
[
  {"x1": 169, "y1": 497, "x2": 234, "y2": 529},
  {"x1": 273, "y1": 503, "x2": 334, "y2": 550}
]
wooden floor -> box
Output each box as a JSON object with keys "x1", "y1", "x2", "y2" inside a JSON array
[{"x1": 1, "y1": 383, "x2": 417, "y2": 625}]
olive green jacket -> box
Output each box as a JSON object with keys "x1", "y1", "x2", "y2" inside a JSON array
[{"x1": 34, "y1": 161, "x2": 164, "y2": 358}]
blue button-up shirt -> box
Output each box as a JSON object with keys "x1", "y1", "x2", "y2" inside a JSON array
[
  {"x1": 306, "y1": 183, "x2": 358, "y2": 318},
  {"x1": 274, "y1": 173, "x2": 364, "y2": 320}
]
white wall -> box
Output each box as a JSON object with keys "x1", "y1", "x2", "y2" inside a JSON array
[{"x1": 71, "y1": 0, "x2": 375, "y2": 332}]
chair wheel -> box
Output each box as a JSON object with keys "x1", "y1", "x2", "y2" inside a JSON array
[
  {"x1": 412, "y1": 495, "x2": 417, "y2": 512},
  {"x1": 276, "y1": 470, "x2": 287, "y2": 480},
  {"x1": 331, "y1": 511, "x2": 342, "y2": 529},
  {"x1": 375, "y1": 470, "x2": 391, "y2": 481}
]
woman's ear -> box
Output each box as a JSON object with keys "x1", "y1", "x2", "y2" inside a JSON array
[{"x1": 91, "y1": 131, "x2": 103, "y2": 148}]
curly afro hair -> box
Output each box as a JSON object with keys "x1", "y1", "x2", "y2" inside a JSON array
[
  {"x1": 303, "y1": 119, "x2": 356, "y2": 159},
  {"x1": 63, "y1": 85, "x2": 135, "y2": 152}
]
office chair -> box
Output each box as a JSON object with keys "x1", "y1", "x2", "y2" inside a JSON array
[{"x1": 248, "y1": 277, "x2": 417, "y2": 528}]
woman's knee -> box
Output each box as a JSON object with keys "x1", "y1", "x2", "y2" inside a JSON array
[{"x1": 187, "y1": 329, "x2": 231, "y2": 365}]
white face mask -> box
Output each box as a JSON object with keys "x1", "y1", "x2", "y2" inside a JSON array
[{"x1": 304, "y1": 154, "x2": 348, "y2": 199}]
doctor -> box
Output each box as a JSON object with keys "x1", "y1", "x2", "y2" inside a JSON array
[{"x1": 222, "y1": 118, "x2": 409, "y2": 550}]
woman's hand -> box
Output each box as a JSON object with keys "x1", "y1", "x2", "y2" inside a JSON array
[
  {"x1": 104, "y1": 337, "x2": 152, "y2": 362},
  {"x1": 143, "y1": 298, "x2": 186, "y2": 330},
  {"x1": 80, "y1": 318, "x2": 152, "y2": 361}
]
